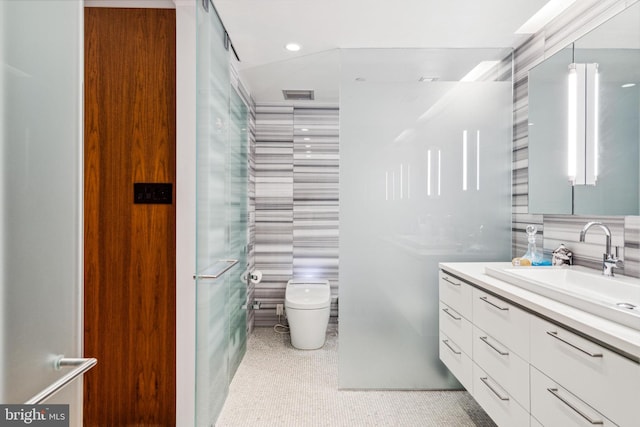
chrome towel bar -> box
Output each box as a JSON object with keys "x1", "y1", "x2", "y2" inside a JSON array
[{"x1": 193, "y1": 259, "x2": 239, "y2": 280}]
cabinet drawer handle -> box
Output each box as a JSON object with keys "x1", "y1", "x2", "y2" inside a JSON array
[
  {"x1": 442, "y1": 276, "x2": 461, "y2": 286},
  {"x1": 479, "y1": 296, "x2": 509, "y2": 311},
  {"x1": 479, "y1": 336, "x2": 509, "y2": 356},
  {"x1": 547, "y1": 388, "x2": 604, "y2": 425},
  {"x1": 546, "y1": 331, "x2": 603, "y2": 358},
  {"x1": 442, "y1": 308, "x2": 462, "y2": 321},
  {"x1": 480, "y1": 377, "x2": 509, "y2": 401},
  {"x1": 442, "y1": 339, "x2": 461, "y2": 355}
]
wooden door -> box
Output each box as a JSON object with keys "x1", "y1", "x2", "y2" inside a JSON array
[{"x1": 84, "y1": 8, "x2": 176, "y2": 426}]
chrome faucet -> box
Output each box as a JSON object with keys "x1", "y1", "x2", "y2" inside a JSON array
[{"x1": 579, "y1": 221, "x2": 623, "y2": 276}]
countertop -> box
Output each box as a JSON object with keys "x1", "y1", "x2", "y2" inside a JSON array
[{"x1": 439, "y1": 261, "x2": 640, "y2": 361}]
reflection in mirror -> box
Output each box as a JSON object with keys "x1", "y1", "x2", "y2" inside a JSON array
[{"x1": 528, "y1": 2, "x2": 640, "y2": 215}]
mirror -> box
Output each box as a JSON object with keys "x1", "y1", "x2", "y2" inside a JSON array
[{"x1": 528, "y1": 2, "x2": 640, "y2": 215}]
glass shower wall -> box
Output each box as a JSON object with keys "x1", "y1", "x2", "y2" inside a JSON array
[
  {"x1": 195, "y1": 4, "x2": 230, "y2": 422},
  {"x1": 339, "y1": 48, "x2": 513, "y2": 389},
  {"x1": 227, "y1": 88, "x2": 248, "y2": 379},
  {"x1": 195, "y1": 3, "x2": 248, "y2": 425}
]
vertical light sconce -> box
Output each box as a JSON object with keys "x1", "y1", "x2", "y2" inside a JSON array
[
  {"x1": 385, "y1": 171, "x2": 389, "y2": 201},
  {"x1": 437, "y1": 150, "x2": 441, "y2": 196},
  {"x1": 427, "y1": 150, "x2": 432, "y2": 196},
  {"x1": 476, "y1": 130, "x2": 481, "y2": 191},
  {"x1": 462, "y1": 130, "x2": 468, "y2": 191},
  {"x1": 400, "y1": 164, "x2": 404, "y2": 199},
  {"x1": 427, "y1": 149, "x2": 441, "y2": 197},
  {"x1": 567, "y1": 62, "x2": 599, "y2": 185},
  {"x1": 462, "y1": 130, "x2": 481, "y2": 191}
]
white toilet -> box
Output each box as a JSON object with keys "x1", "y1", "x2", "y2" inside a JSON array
[{"x1": 285, "y1": 279, "x2": 331, "y2": 350}]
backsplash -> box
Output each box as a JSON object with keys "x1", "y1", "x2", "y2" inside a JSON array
[{"x1": 511, "y1": 0, "x2": 640, "y2": 279}]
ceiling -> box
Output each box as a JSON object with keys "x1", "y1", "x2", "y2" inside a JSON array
[{"x1": 213, "y1": 0, "x2": 552, "y2": 104}]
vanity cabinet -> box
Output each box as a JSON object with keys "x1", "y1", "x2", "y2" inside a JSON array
[
  {"x1": 439, "y1": 265, "x2": 640, "y2": 427},
  {"x1": 438, "y1": 271, "x2": 474, "y2": 392},
  {"x1": 530, "y1": 316, "x2": 637, "y2": 427}
]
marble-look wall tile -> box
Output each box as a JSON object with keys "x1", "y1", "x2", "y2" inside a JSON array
[
  {"x1": 252, "y1": 105, "x2": 340, "y2": 326},
  {"x1": 624, "y1": 216, "x2": 640, "y2": 277},
  {"x1": 543, "y1": 215, "x2": 625, "y2": 271}
]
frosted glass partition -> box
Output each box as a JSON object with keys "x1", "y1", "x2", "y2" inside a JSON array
[
  {"x1": 339, "y1": 49, "x2": 513, "y2": 389},
  {"x1": 1, "y1": 0, "x2": 83, "y2": 412},
  {"x1": 195, "y1": 3, "x2": 248, "y2": 425},
  {"x1": 227, "y1": 88, "x2": 248, "y2": 379},
  {"x1": 195, "y1": 3, "x2": 231, "y2": 424}
]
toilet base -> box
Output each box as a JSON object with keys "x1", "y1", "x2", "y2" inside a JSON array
[{"x1": 285, "y1": 306, "x2": 330, "y2": 350}]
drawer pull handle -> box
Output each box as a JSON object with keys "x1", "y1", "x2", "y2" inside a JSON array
[
  {"x1": 442, "y1": 276, "x2": 461, "y2": 287},
  {"x1": 479, "y1": 296, "x2": 509, "y2": 311},
  {"x1": 442, "y1": 308, "x2": 462, "y2": 321},
  {"x1": 480, "y1": 377, "x2": 509, "y2": 401},
  {"x1": 479, "y1": 336, "x2": 509, "y2": 356},
  {"x1": 547, "y1": 388, "x2": 604, "y2": 425},
  {"x1": 546, "y1": 331, "x2": 603, "y2": 358},
  {"x1": 442, "y1": 339, "x2": 461, "y2": 355}
]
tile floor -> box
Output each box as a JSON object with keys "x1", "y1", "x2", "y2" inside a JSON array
[{"x1": 216, "y1": 327, "x2": 496, "y2": 426}]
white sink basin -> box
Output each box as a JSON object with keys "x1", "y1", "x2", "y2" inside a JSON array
[{"x1": 485, "y1": 265, "x2": 640, "y2": 330}]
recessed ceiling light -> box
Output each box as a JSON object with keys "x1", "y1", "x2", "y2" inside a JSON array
[
  {"x1": 622, "y1": 83, "x2": 636, "y2": 88},
  {"x1": 418, "y1": 76, "x2": 439, "y2": 82},
  {"x1": 303, "y1": 137, "x2": 310, "y2": 141},
  {"x1": 301, "y1": 128, "x2": 309, "y2": 132},
  {"x1": 285, "y1": 43, "x2": 301, "y2": 52},
  {"x1": 305, "y1": 144, "x2": 311, "y2": 148}
]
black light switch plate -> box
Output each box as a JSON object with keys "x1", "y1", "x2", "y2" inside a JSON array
[{"x1": 134, "y1": 183, "x2": 173, "y2": 204}]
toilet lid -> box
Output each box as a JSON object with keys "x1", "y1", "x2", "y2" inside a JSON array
[{"x1": 285, "y1": 283, "x2": 331, "y2": 309}]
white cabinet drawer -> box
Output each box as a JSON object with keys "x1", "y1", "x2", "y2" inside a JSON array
[
  {"x1": 439, "y1": 332, "x2": 473, "y2": 392},
  {"x1": 439, "y1": 271, "x2": 472, "y2": 320},
  {"x1": 530, "y1": 316, "x2": 639, "y2": 427},
  {"x1": 531, "y1": 366, "x2": 618, "y2": 427},
  {"x1": 473, "y1": 325, "x2": 530, "y2": 411},
  {"x1": 439, "y1": 301, "x2": 472, "y2": 357},
  {"x1": 472, "y1": 363, "x2": 529, "y2": 427},
  {"x1": 472, "y1": 287, "x2": 530, "y2": 360}
]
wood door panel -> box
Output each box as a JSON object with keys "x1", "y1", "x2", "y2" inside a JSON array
[{"x1": 84, "y1": 8, "x2": 176, "y2": 426}]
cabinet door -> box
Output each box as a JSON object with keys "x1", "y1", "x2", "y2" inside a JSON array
[
  {"x1": 439, "y1": 332, "x2": 473, "y2": 392},
  {"x1": 531, "y1": 316, "x2": 639, "y2": 427},
  {"x1": 439, "y1": 271, "x2": 473, "y2": 319},
  {"x1": 472, "y1": 363, "x2": 529, "y2": 427},
  {"x1": 473, "y1": 326, "x2": 530, "y2": 411},
  {"x1": 472, "y1": 288, "x2": 530, "y2": 360},
  {"x1": 439, "y1": 301, "x2": 473, "y2": 356},
  {"x1": 531, "y1": 366, "x2": 618, "y2": 427}
]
